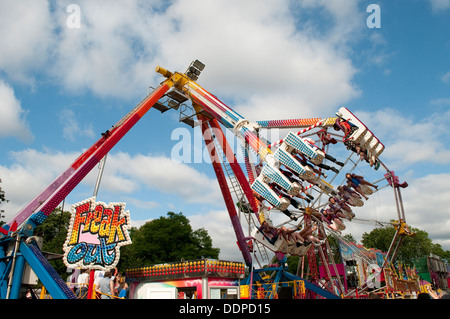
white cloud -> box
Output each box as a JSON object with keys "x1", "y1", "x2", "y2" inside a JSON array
[
  {"x1": 59, "y1": 108, "x2": 95, "y2": 141},
  {"x1": 0, "y1": 80, "x2": 33, "y2": 142},
  {"x1": 49, "y1": 0, "x2": 167, "y2": 98},
  {"x1": 124, "y1": 197, "x2": 160, "y2": 211},
  {"x1": 189, "y1": 209, "x2": 244, "y2": 262},
  {"x1": 0, "y1": 0, "x2": 360, "y2": 119},
  {"x1": 107, "y1": 152, "x2": 222, "y2": 204},
  {"x1": 158, "y1": 0, "x2": 361, "y2": 120},
  {"x1": 441, "y1": 71, "x2": 450, "y2": 83},
  {"x1": 0, "y1": 149, "x2": 79, "y2": 218},
  {"x1": 0, "y1": 0, "x2": 364, "y2": 143},
  {"x1": 430, "y1": 98, "x2": 450, "y2": 107},
  {"x1": 355, "y1": 108, "x2": 450, "y2": 167},
  {"x1": 0, "y1": 0, "x2": 54, "y2": 84},
  {"x1": 429, "y1": 0, "x2": 450, "y2": 12},
  {"x1": 293, "y1": 0, "x2": 364, "y2": 46}
]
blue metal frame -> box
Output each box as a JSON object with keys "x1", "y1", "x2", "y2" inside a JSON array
[
  {"x1": 19, "y1": 240, "x2": 76, "y2": 299},
  {"x1": 0, "y1": 225, "x2": 77, "y2": 299},
  {"x1": 0, "y1": 243, "x2": 10, "y2": 298},
  {"x1": 241, "y1": 265, "x2": 341, "y2": 299}
]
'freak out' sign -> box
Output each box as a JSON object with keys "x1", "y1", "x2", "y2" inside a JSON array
[{"x1": 63, "y1": 197, "x2": 132, "y2": 270}]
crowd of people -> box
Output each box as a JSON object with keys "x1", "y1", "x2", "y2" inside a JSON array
[{"x1": 66, "y1": 267, "x2": 129, "y2": 299}]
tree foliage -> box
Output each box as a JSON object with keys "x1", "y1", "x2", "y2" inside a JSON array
[
  {"x1": 34, "y1": 207, "x2": 72, "y2": 276},
  {"x1": 361, "y1": 225, "x2": 450, "y2": 264},
  {"x1": 117, "y1": 212, "x2": 220, "y2": 271}
]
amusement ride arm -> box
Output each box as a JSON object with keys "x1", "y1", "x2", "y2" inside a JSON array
[{"x1": 6, "y1": 82, "x2": 172, "y2": 231}]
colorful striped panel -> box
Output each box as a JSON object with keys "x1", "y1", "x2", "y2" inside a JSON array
[
  {"x1": 257, "y1": 117, "x2": 337, "y2": 128},
  {"x1": 274, "y1": 147, "x2": 311, "y2": 179},
  {"x1": 238, "y1": 126, "x2": 272, "y2": 158},
  {"x1": 323, "y1": 117, "x2": 338, "y2": 126},
  {"x1": 242, "y1": 145, "x2": 256, "y2": 184},
  {"x1": 189, "y1": 92, "x2": 234, "y2": 128},
  {"x1": 257, "y1": 118, "x2": 319, "y2": 128},
  {"x1": 251, "y1": 178, "x2": 283, "y2": 208},
  {"x1": 187, "y1": 82, "x2": 245, "y2": 129},
  {"x1": 261, "y1": 164, "x2": 293, "y2": 192},
  {"x1": 284, "y1": 132, "x2": 318, "y2": 160}
]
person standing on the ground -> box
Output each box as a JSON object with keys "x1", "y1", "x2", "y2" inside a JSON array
[
  {"x1": 76, "y1": 269, "x2": 89, "y2": 299},
  {"x1": 96, "y1": 270, "x2": 115, "y2": 299},
  {"x1": 118, "y1": 282, "x2": 129, "y2": 299}
]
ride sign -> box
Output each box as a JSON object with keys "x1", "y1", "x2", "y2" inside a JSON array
[{"x1": 63, "y1": 197, "x2": 132, "y2": 270}]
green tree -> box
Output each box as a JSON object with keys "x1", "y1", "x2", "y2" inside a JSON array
[
  {"x1": 117, "y1": 212, "x2": 220, "y2": 271},
  {"x1": 361, "y1": 224, "x2": 450, "y2": 264},
  {"x1": 34, "y1": 207, "x2": 72, "y2": 277}
]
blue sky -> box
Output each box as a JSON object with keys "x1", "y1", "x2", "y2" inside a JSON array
[{"x1": 1, "y1": 0, "x2": 450, "y2": 262}]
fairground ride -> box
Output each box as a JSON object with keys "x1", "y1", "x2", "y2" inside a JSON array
[{"x1": 0, "y1": 60, "x2": 411, "y2": 299}]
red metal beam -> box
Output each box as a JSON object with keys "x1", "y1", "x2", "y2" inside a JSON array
[
  {"x1": 208, "y1": 118, "x2": 259, "y2": 216},
  {"x1": 197, "y1": 115, "x2": 252, "y2": 266},
  {"x1": 7, "y1": 83, "x2": 170, "y2": 228}
]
